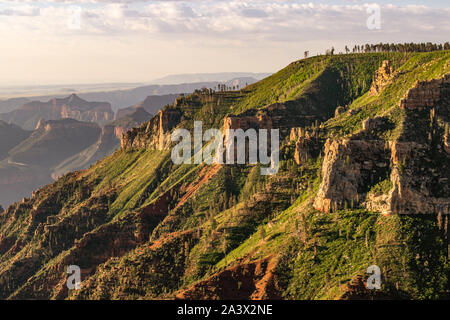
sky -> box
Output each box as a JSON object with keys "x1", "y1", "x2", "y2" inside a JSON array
[{"x1": 0, "y1": 0, "x2": 449, "y2": 86}]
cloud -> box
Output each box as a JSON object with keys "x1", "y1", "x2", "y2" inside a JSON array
[{"x1": 0, "y1": 1, "x2": 448, "y2": 43}]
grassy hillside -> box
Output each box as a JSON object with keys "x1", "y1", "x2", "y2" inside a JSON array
[{"x1": 0, "y1": 51, "x2": 449, "y2": 300}]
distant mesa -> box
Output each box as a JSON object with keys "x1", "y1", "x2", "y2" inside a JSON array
[
  {"x1": 0, "y1": 97, "x2": 31, "y2": 113},
  {"x1": 0, "y1": 94, "x2": 114, "y2": 130}
]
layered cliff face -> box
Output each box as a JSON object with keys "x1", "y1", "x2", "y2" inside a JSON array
[
  {"x1": 0, "y1": 94, "x2": 114, "y2": 130},
  {"x1": 1, "y1": 52, "x2": 450, "y2": 301}
]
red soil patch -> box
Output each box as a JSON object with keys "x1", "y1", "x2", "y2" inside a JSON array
[{"x1": 175, "y1": 255, "x2": 282, "y2": 300}]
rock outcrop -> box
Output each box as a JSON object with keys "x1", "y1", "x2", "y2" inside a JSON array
[
  {"x1": 313, "y1": 137, "x2": 390, "y2": 213},
  {"x1": 315, "y1": 134, "x2": 450, "y2": 215},
  {"x1": 121, "y1": 108, "x2": 182, "y2": 150},
  {"x1": 314, "y1": 75, "x2": 450, "y2": 215},
  {"x1": 381, "y1": 141, "x2": 450, "y2": 215},
  {"x1": 223, "y1": 112, "x2": 273, "y2": 133},
  {"x1": 369, "y1": 60, "x2": 394, "y2": 96},
  {"x1": 290, "y1": 128, "x2": 321, "y2": 165},
  {"x1": 362, "y1": 116, "x2": 387, "y2": 131},
  {"x1": 400, "y1": 74, "x2": 450, "y2": 110}
]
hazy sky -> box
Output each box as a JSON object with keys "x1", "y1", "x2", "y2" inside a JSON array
[{"x1": 0, "y1": 0, "x2": 449, "y2": 85}]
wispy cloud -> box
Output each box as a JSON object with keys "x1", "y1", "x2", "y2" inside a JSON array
[{"x1": 1, "y1": 1, "x2": 448, "y2": 41}]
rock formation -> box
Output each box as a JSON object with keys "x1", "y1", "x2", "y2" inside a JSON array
[
  {"x1": 121, "y1": 108, "x2": 182, "y2": 150},
  {"x1": 400, "y1": 74, "x2": 450, "y2": 110},
  {"x1": 314, "y1": 75, "x2": 450, "y2": 215},
  {"x1": 313, "y1": 136, "x2": 390, "y2": 213},
  {"x1": 290, "y1": 128, "x2": 321, "y2": 165},
  {"x1": 176, "y1": 256, "x2": 281, "y2": 300},
  {"x1": 223, "y1": 112, "x2": 273, "y2": 133},
  {"x1": 369, "y1": 60, "x2": 394, "y2": 96}
]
